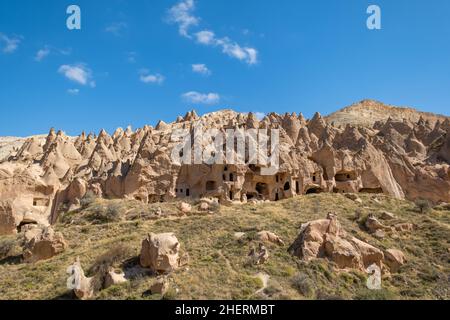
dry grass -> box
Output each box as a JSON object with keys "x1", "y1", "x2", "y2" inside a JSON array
[{"x1": 0, "y1": 193, "x2": 448, "y2": 300}]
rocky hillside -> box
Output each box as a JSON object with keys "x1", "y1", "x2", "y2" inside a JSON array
[
  {"x1": 0, "y1": 135, "x2": 46, "y2": 161},
  {"x1": 0, "y1": 193, "x2": 448, "y2": 300},
  {"x1": 326, "y1": 100, "x2": 449, "y2": 127}
]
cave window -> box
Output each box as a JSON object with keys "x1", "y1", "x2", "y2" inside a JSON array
[
  {"x1": 206, "y1": 181, "x2": 217, "y2": 191},
  {"x1": 284, "y1": 182, "x2": 291, "y2": 191},
  {"x1": 229, "y1": 191, "x2": 233, "y2": 200},
  {"x1": 223, "y1": 174, "x2": 226, "y2": 181},
  {"x1": 229, "y1": 173, "x2": 234, "y2": 182},
  {"x1": 224, "y1": 166, "x2": 228, "y2": 171},
  {"x1": 296, "y1": 181, "x2": 300, "y2": 193},
  {"x1": 275, "y1": 192, "x2": 279, "y2": 201},
  {"x1": 179, "y1": 150, "x2": 184, "y2": 158},
  {"x1": 312, "y1": 175, "x2": 316, "y2": 182},
  {"x1": 276, "y1": 175, "x2": 279, "y2": 183},
  {"x1": 175, "y1": 189, "x2": 178, "y2": 193},
  {"x1": 186, "y1": 189, "x2": 190, "y2": 197}
]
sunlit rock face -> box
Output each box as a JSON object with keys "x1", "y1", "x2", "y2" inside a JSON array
[{"x1": 1, "y1": 102, "x2": 449, "y2": 234}]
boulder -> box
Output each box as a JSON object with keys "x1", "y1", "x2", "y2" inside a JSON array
[
  {"x1": 394, "y1": 223, "x2": 415, "y2": 233},
  {"x1": 289, "y1": 213, "x2": 384, "y2": 271},
  {"x1": 257, "y1": 231, "x2": 285, "y2": 246},
  {"x1": 23, "y1": 226, "x2": 67, "y2": 263},
  {"x1": 140, "y1": 233, "x2": 181, "y2": 273},
  {"x1": 179, "y1": 202, "x2": 192, "y2": 214},
  {"x1": 104, "y1": 268, "x2": 128, "y2": 289},
  {"x1": 365, "y1": 214, "x2": 387, "y2": 233},
  {"x1": 384, "y1": 249, "x2": 406, "y2": 272},
  {"x1": 150, "y1": 277, "x2": 169, "y2": 295},
  {"x1": 199, "y1": 202, "x2": 209, "y2": 211},
  {"x1": 66, "y1": 258, "x2": 94, "y2": 300}
]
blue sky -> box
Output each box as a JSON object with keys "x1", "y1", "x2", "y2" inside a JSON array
[{"x1": 1, "y1": 0, "x2": 449, "y2": 136}]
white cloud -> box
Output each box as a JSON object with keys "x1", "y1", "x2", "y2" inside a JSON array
[
  {"x1": 166, "y1": 1, "x2": 259, "y2": 65},
  {"x1": 195, "y1": 30, "x2": 215, "y2": 45},
  {"x1": 67, "y1": 88, "x2": 80, "y2": 95},
  {"x1": 58, "y1": 64, "x2": 96, "y2": 87},
  {"x1": 196, "y1": 32, "x2": 258, "y2": 65},
  {"x1": 167, "y1": 0, "x2": 199, "y2": 38},
  {"x1": 35, "y1": 46, "x2": 71, "y2": 62},
  {"x1": 0, "y1": 33, "x2": 21, "y2": 54},
  {"x1": 182, "y1": 91, "x2": 220, "y2": 105},
  {"x1": 192, "y1": 63, "x2": 211, "y2": 76},
  {"x1": 139, "y1": 69, "x2": 165, "y2": 84},
  {"x1": 105, "y1": 22, "x2": 128, "y2": 36},
  {"x1": 35, "y1": 47, "x2": 50, "y2": 61}
]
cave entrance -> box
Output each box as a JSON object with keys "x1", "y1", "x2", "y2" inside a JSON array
[
  {"x1": 256, "y1": 183, "x2": 269, "y2": 198},
  {"x1": 359, "y1": 187, "x2": 383, "y2": 194},
  {"x1": 16, "y1": 220, "x2": 38, "y2": 233},
  {"x1": 305, "y1": 187, "x2": 322, "y2": 195},
  {"x1": 206, "y1": 181, "x2": 217, "y2": 191},
  {"x1": 335, "y1": 171, "x2": 357, "y2": 182},
  {"x1": 284, "y1": 182, "x2": 291, "y2": 191}
]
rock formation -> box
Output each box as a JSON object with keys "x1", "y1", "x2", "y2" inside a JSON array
[
  {"x1": 140, "y1": 233, "x2": 181, "y2": 273},
  {"x1": 22, "y1": 225, "x2": 67, "y2": 263},
  {"x1": 288, "y1": 213, "x2": 384, "y2": 271},
  {"x1": 0, "y1": 102, "x2": 449, "y2": 234}
]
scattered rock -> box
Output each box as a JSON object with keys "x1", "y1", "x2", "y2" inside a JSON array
[
  {"x1": 234, "y1": 232, "x2": 246, "y2": 241},
  {"x1": 179, "y1": 202, "x2": 192, "y2": 214},
  {"x1": 140, "y1": 233, "x2": 181, "y2": 273},
  {"x1": 150, "y1": 276, "x2": 169, "y2": 295},
  {"x1": 384, "y1": 249, "x2": 406, "y2": 273},
  {"x1": 257, "y1": 231, "x2": 285, "y2": 246},
  {"x1": 104, "y1": 268, "x2": 128, "y2": 289},
  {"x1": 381, "y1": 211, "x2": 396, "y2": 220},
  {"x1": 199, "y1": 202, "x2": 209, "y2": 211},
  {"x1": 23, "y1": 226, "x2": 67, "y2": 263},
  {"x1": 365, "y1": 214, "x2": 388, "y2": 233},
  {"x1": 394, "y1": 223, "x2": 415, "y2": 233},
  {"x1": 248, "y1": 243, "x2": 269, "y2": 265}
]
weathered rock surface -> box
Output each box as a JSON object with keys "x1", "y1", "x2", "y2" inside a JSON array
[
  {"x1": 0, "y1": 102, "x2": 449, "y2": 233},
  {"x1": 384, "y1": 249, "x2": 406, "y2": 273},
  {"x1": 104, "y1": 268, "x2": 128, "y2": 289},
  {"x1": 257, "y1": 231, "x2": 285, "y2": 246},
  {"x1": 288, "y1": 213, "x2": 384, "y2": 270},
  {"x1": 140, "y1": 233, "x2": 181, "y2": 273},
  {"x1": 66, "y1": 258, "x2": 94, "y2": 300},
  {"x1": 22, "y1": 226, "x2": 67, "y2": 263}
]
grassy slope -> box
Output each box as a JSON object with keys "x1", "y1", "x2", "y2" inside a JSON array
[{"x1": 0, "y1": 193, "x2": 449, "y2": 300}]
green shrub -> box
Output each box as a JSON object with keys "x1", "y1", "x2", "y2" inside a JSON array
[
  {"x1": 80, "y1": 191, "x2": 97, "y2": 208},
  {"x1": 415, "y1": 199, "x2": 432, "y2": 213},
  {"x1": 89, "y1": 203, "x2": 123, "y2": 224},
  {"x1": 291, "y1": 273, "x2": 315, "y2": 298},
  {"x1": 0, "y1": 238, "x2": 16, "y2": 259}
]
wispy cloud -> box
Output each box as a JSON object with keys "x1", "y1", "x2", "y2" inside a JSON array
[
  {"x1": 35, "y1": 47, "x2": 50, "y2": 61},
  {"x1": 167, "y1": 0, "x2": 199, "y2": 38},
  {"x1": 58, "y1": 64, "x2": 96, "y2": 87},
  {"x1": 195, "y1": 31, "x2": 258, "y2": 65},
  {"x1": 182, "y1": 91, "x2": 220, "y2": 105},
  {"x1": 67, "y1": 88, "x2": 80, "y2": 95},
  {"x1": 0, "y1": 33, "x2": 22, "y2": 54},
  {"x1": 105, "y1": 22, "x2": 128, "y2": 36},
  {"x1": 167, "y1": 1, "x2": 259, "y2": 65},
  {"x1": 192, "y1": 63, "x2": 211, "y2": 76},
  {"x1": 35, "y1": 45, "x2": 71, "y2": 62},
  {"x1": 139, "y1": 69, "x2": 165, "y2": 84}
]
